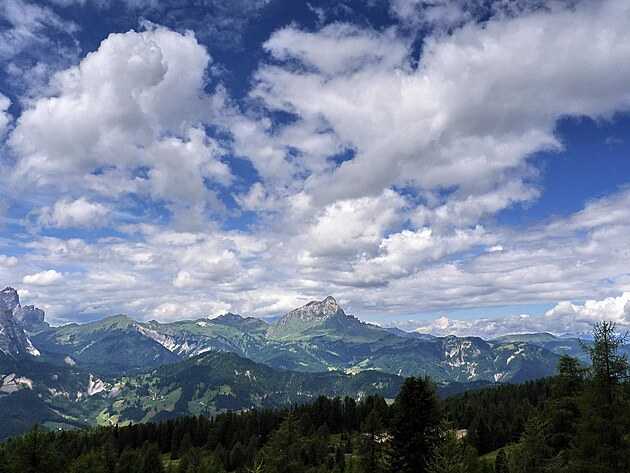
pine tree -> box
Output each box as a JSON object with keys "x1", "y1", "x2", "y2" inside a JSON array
[
  {"x1": 140, "y1": 442, "x2": 164, "y2": 473},
  {"x1": 425, "y1": 423, "x2": 467, "y2": 473},
  {"x1": 581, "y1": 321, "x2": 629, "y2": 404},
  {"x1": 255, "y1": 416, "x2": 305, "y2": 473},
  {"x1": 508, "y1": 415, "x2": 552, "y2": 473},
  {"x1": 359, "y1": 409, "x2": 384, "y2": 473},
  {"x1": 389, "y1": 376, "x2": 442, "y2": 473},
  {"x1": 567, "y1": 321, "x2": 630, "y2": 471}
]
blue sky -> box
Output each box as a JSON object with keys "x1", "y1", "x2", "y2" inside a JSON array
[{"x1": 0, "y1": 0, "x2": 629, "y2": 337}]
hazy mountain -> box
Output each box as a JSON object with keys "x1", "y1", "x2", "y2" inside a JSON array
[
  {"x1": 492, "y1": 332, "x2": 586, "y2": 360},
  {"x1": 383, "y1": 327, "x2": 436, "y2": 340}
]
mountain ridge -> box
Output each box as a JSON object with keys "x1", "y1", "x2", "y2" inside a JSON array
[{"x1": 3, "y1": 288, "x2": 589, "y2": 383}]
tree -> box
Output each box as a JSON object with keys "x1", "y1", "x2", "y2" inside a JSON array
[
  {"x1": 508, "y1": 415, "x2": 552, "y2": 473},
  {"x1": 68, "y1": 451, "x2": 107, "y2": 473},
  {"x1": 554, "y1": 354, "x2": 584, "y2": 398},
  {"x1": 359, "y1": 409, "x2": 385, "y2": 473},
  {"x1": 389, "y1": 376, "x2": 442, "y2": 473},
  {"x1": 140, "y1": 442, "x2": 164, "y2": 473},
  {"x1": 5, "y1": 423, "x2": 63, "y2": 473},
  {"x1": 581, "y1": 321, "x2": 628, "y2": 404},
  {"x1": 425, "y1": 423, "x2": 467, "y2": 473},
  {"x1": 255, "y1": 416, "x2": 305, "y2": 473},
  {"x1": 547, "y1": 355, "x2": 583, "y2": 453},
  {"x1": 116, "y1": 448, "x2": 141, "y2": 473},
  {"x1": 566, "y1": 321, "x2": 630, "y2": 471}
]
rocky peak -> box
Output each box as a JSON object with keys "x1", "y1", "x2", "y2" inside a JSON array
[
  {"x1": 287, "y1": 296, "x2": 345, "y2": 322},
  {"x1": 0, "y1": 286, "x2": 50, "y2": 334},
  {"x1": 0, "y1": 287, "x2": 20, "y2": 310},
  {"x1": 0, "y1": 309, "x2": 40, "y2": 358},
  {"x1": 266, "y1": 296, "x2": 355, "y2": 340},
  {"x1": 215, "y1": 313, "x2": 244, "y2": 322}
]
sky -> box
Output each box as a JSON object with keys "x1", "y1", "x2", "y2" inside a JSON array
[{"x1": 0, "y1": 0, "x2": 629, "y2": 338}]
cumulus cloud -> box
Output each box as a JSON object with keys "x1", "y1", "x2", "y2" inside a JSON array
[
  {"x1": 545, "y1": 293, "x2": 630, "y2": 327},
  {"x1": 389, "y1": 292, "x2": 630, "y2": 338},
  {"x1": 298, "y1": 190, "x2": 408, "y2": 258},
  {"x1": 23, "y1": 269, "x2": 64, "y2": 286},
  {"x1": 37, "y1": 197, "x2": 110, "y2": 229},
  {"x1": 247, "y1": 1, "x2": 630, "y2": 210},
  {"x1": 9, "y1": 24, "x2": 230, "y2": 212}
]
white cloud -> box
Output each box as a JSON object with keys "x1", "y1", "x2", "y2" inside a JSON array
[
  {"x1": 298, "y1": 190, "x2": 408, "y2": 258},
  {"x1": 23, "y1": 269, "x2": 64, "y2": 286},
  {"x1": 0, "y1": 0, "x2": 78, "y2": 61},
  {"x1": 7, "y1": 184, "x2": 630, "y2": 324},
  {"x1": 37, "y1": 197, "x2": 110, "y2": 229},
  {"x1": 389, "y1": 292, "x2": 630, "y2": 339},
  {"x1": 0, "y1": 94, "x2": 11, "y2": 138},
  {"x1": 545, "y1": 293, "x2": 630, "y2": 327},
  {"x1": 0, "y1": 255, "x2": 19, "y2": 267},
  {"x1": 9, "y1": 24, "x2": 229, "y2": 211},
  {"x1": 264, "y1": 23, "x2": 409, "y2": 76},
  {"x1": 388, "y1": 0, "x2": 554, "y2": 31},
  {"x1": 245, "y1": 0, "x2": 630, "y2": 210}
]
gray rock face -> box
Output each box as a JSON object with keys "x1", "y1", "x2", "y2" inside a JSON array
[
  {"x1": 0, "y1": 287, "x2": 20, "y2": 310},
  {"x1": 0, "y1": 287, "x2": 50, "y2": 334},
  {"x1": 267, "y1": 296, "x2": 355, "y2": 340},
  {"x1": 12, "y1": 305, "x2": 49, "y2": 334},
  {"x1": 0, "y1": 309, "x2": 40, "y2": 358}
]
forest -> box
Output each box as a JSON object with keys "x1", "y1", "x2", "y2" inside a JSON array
[{"x1": 0, "y1": 321, "x2": 628, "y2": 473}]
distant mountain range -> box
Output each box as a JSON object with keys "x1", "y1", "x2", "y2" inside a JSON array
[
  {"x1": 0, "y1": 286, "x2": 619, "y2": 439},
  {"x1": 25, "y1": 294, "x2": 569, "y2": 383}
]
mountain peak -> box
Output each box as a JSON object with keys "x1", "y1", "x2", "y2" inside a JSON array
[
  {"x1": 0, "y1": 308, "x2": 40, "y2": 358},
  {"x1": 0, "y1": 287, "x2": 49, "y2": 334},
  {"x1": 215, "y1": 312, "x2": 244, "y2": 321},
  {"x1": 267, "y1": 296, "x2": 355, "y2": 340},
  {"x1": 296, "y1": 296, "x2": 345, "y2": 319},
  {"x1": 0, "y1": 287, "x2": 20, "y2": 310}
]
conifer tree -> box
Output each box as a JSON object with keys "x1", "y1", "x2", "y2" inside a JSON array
[
  {"x1": 425, "y1": 423, "x2": 467, "y2": 473},
  {"x1": 567, "y1": 321, "x2": 630, "y2": 471},
  {"x1": 389, "y1": 376, "x2": 442, "y2": 473},
  {"x1": 359, "y1": 409, "x2": 384, "y2": 473}
]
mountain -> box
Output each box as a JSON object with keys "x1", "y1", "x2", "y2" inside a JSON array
[
  {"x1": 0, "y1": 350, "x2": 403, "y2": 439},
  {"x1": 109, "y1": 351, "x2": 403, "y2": 424},
  {"x1": 383, "y1": 327, "x2": 436, "y2": 340},
  {"x1": 11, "y1": 289, "x2": 566, "y2": 383},
  {"x1": 0, "y1": 287, "x2": 50, "y2": 335},
  {"x1": 213, "y1": 312, "x2": 269, "y2": 332},
  {"x1": 0, "y1": 287, "x2": 19, "y2": 309},
  {"x1": 32, "y1": 315, "x2": 180, "y2": 374},
  {"x1": 0, "y1": 309, "x2": 40, "y2": 359},
  {"x1": 492, "y1": 332, "x2": 584, "y2": 358},
  {"x1": 267, "y1": 296, "x2": 385, "y2": 341}
]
